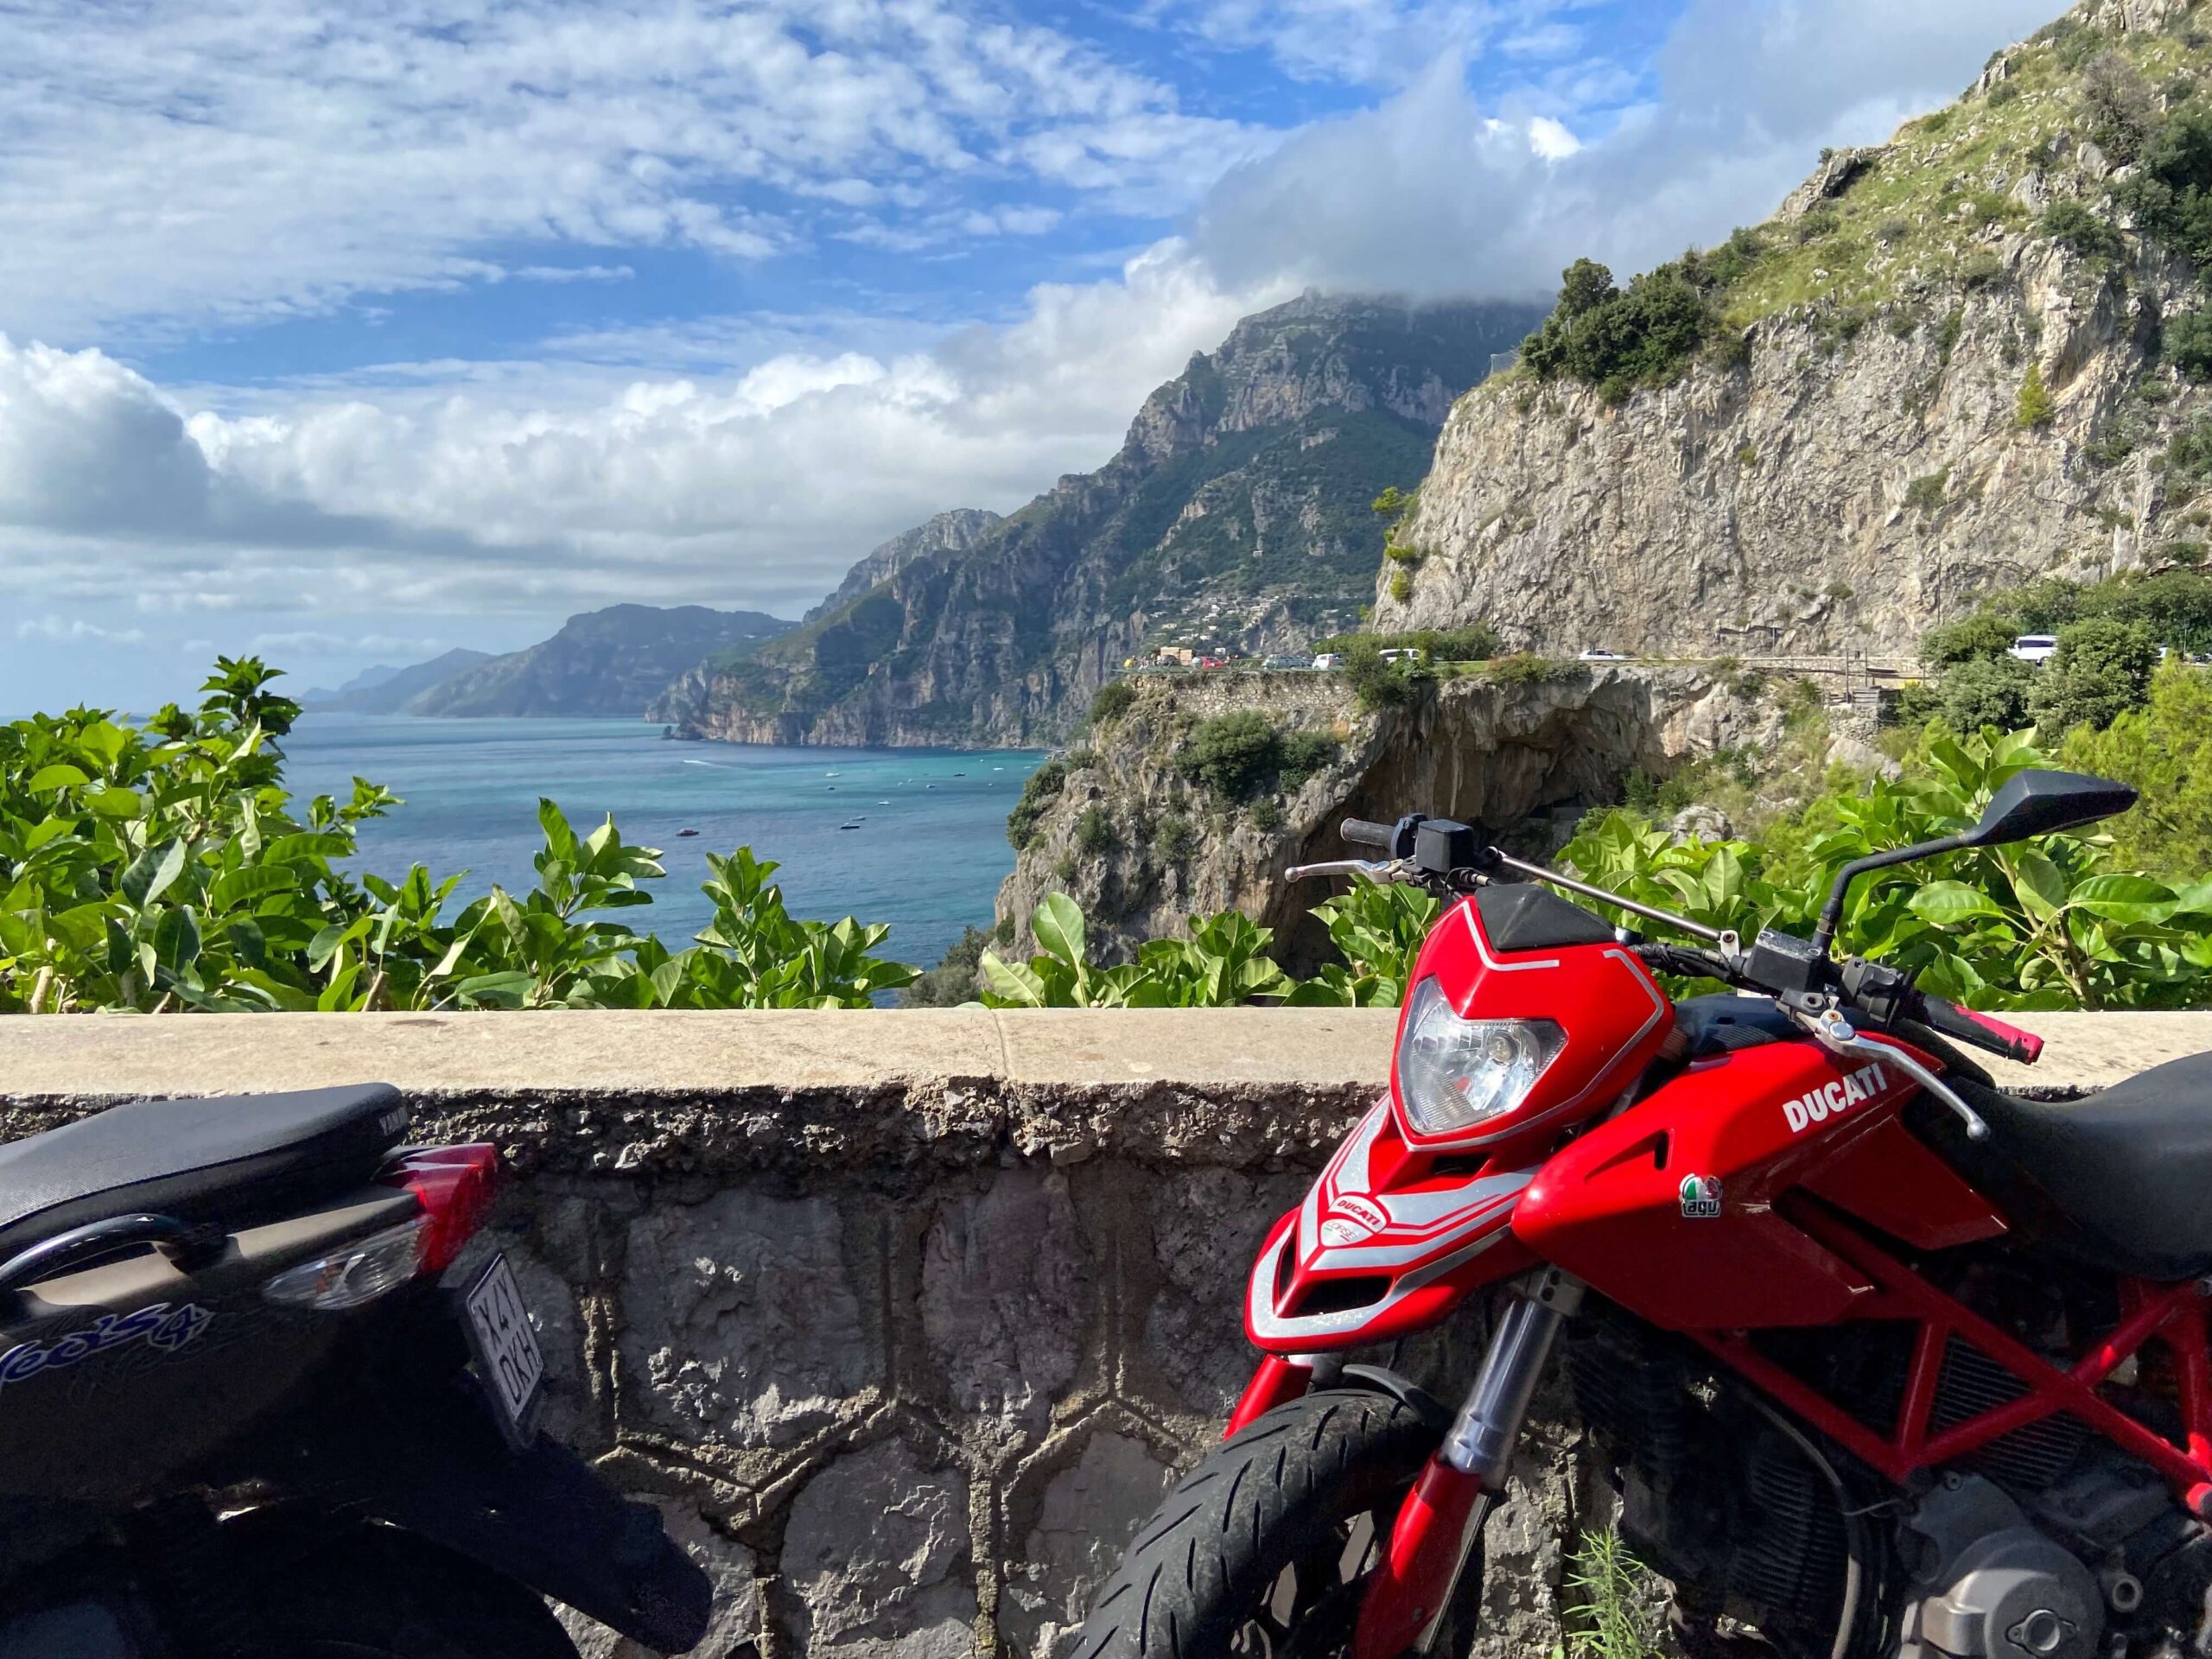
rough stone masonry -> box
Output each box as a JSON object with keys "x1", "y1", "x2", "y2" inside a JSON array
[{"x1": 0, "y1": 1007, "x2": 2190, "y2": 1658}]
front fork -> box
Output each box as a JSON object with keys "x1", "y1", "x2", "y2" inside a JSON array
[{"x1": 1230, "y1": 1269, "x2": 1583, "y2": 1659}]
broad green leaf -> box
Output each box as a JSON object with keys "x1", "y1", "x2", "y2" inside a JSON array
[
  {"x1": 120, "y1": 839, "x2": 188, "y2": 908},
  {"x1": 1031, "y1": 893, "x2": 1086, "y2": 969},
  {"x1": 979, "y1": 951, "x2": 1047, "y2": 1007},
  {"x1": 1908, "y1": 881, "x2": 2007, "y2": 926},
  {"x1": 25, "y1": 763, "x2": 88, "y2": 793},
  {"x1": 83, "y1": 784, "x2": 143, "y2": 820}
]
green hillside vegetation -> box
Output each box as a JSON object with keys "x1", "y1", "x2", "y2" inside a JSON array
[{"x1": 1519, "y1": 5, "x2": 2212, "y2": 397}]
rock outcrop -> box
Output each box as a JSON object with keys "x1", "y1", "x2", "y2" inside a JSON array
[
  {"x1": 665, "y1": 293, "x2": 1548, "y2": 749},
  {"x1": 994, "y1": 666, "x2": 1782, "y2": 968},
  {"x1": 800, "y1": 509, "x2": 1003, "y2": 624},
  {"x1": 417, "y1": 604, "x2": 793, "y2": 719},
  {"x1": 302, "y1": 648, "x2": 493, "y2": 714},
  {"x1": 1375, "y1": 0, "x2": 2212, "y2": 659}
]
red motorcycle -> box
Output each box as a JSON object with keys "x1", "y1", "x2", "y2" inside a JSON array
[{"x1": 1077, "y1": 770, "x2": 2212, "y2": 1659}]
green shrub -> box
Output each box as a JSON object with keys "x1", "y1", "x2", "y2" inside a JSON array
[
  {"x1": 903, "y1": 925, "x2": 995, "y2": 1006},
  {"x1": 1961, "y1": 251, "x2": 2008, "y2": 290},
  {"x1": 2167, "y1": 311, "x2": 2212, "y2": 380},
  {"x1": 2031, "y1": 617, "x2": 2161, "y2": 734},
  {"x1": 1520, "y1": 252, "x2": 1731, "y2": 394},
  {"x1": 1941, "y1": 653, "x2": 2036, "y2": 731},
  {"x1": 1922, "y1": 610, "x2": 2021, "y2": 668},
  {"x1": 2063, "y1": 662, "x2": 2212, "y2": 877},
  {"x1": 1389, "y1": 569, "x2": 1413, "y2": 603},
  {"x1": 2039, "y1": 198, "x2": 2126, "y2": 261},
  {"x1": 1088, "y1": 680, "x2": 1138, "y2": 727},
  {"x1": 2120, "y1": 102, "x2": 2212, "y2": 276},
  {"x1": 2018, "y1": 361, "x2": 2056, "y2": 429},
  {"x1": 1006, "y1": 760, "x2": 1068, "y2": 849},
  {"x1": 2082, "y1": 51, "x2": 2154, "y2": 163},
  {"x1": 1342, "y1": 639, "x2": 1429, "y2": 713},
  {"x1": 1074, "y1": 805, "x2": 1116, "y2": 853},
  {"x1": 1179, "y1": 713, "x2": 1338, "y2": 802},
  {"x1": 1905, "y1": 470, "x2": 1950, "y2": 514},
  {"x1": 1486, "y1": 654, "x2": 1587, "y2": 687},
  {"x1": 1250, "y1": 799, "x2": 1284, "y2": 831},
  {"x1": 1154, "y1": 813, "x2": 1198, "y2": 862}
]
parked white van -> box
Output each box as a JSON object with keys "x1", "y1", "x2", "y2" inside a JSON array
[{"x1": 2009, "y1": 634, "x2": 2059, "y2": 664}]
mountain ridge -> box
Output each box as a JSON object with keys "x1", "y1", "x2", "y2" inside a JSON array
[{"x1": 657, "y1": 291, "x2": 1548, "y2": 747}]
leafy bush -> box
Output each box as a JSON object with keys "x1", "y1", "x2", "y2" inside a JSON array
[
  {"x1": 2039, "y1": 198, "x2": 2126, "y2": 261},
  {"x1": 2064, "y1": 663, "x2": 2212, "y2": 880},
  {"x1": 1179, "y1": 713, "x2": 1340, "y2": 803},
  {"x1": 1343, "y1": 639, "x2": 1429, "y2": 713},
  {"x1": 2082, "y1": 52, "x2": 2155, "y2": 163},
  {"x1": 1486, "y1": 654, "x2": 1587, "y2": 687},
  {"x1": 2166, "y1": 311, "x2": 2212, "y2": 380},
  {"x1": 2119, "y1": 102, "x2": 2212, "y2": 275},
  {"x1": 1006, "y1": 760, "x2": 1068, "y2": 850},
  {"x1": 1282, "y1": 882, "x2": 1445, "y2": 1007},
  {"x1": 1089, "y1": 680, "x2": 1138, "y2": 728},
  {"x1": 2031, "y1": 617, "x2": 2161, "y2": 734},
  {"x1": 1961, "y1": 251, "x2": 2008, "y2": 291},
  {"x1": 1904, "y1": 470, "x2": 1950, "y2": 514},
  {"x1": 0, "y1": 659, "x2": 918, "y2": 1014},
  {"x1": 903, "y1": 924, "x2": 995, "y2": 1006},
  {"x1": 1942, "y1": 654, "x2": 2036, "y2": 732},
  {"x1": 1520, "y1": 251, "x2": 1741, "y2": 395},
  {"x1": 1074, "y1": 805, "x2": 1117, "y2": 853},
  {"x1": 2018, "y1": 361, "x2": 2056, "y2": 429},
  {"x1": 979, "y1": 894, "x2": 1293, "y2": 1008},
  {"x1": 1563, "y1": 727, "x2": 2212, "y2": 1010},
  {"x1": 1921, "y1": 611, "x2": 2020, "y2": 668},
  {"x1": 1154, "y1": 812, "x2": 1198, "y2": 862}
]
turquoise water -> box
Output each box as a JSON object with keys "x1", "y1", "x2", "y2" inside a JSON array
[{"x1": 283, "y1": 715, "x2": 1044, "y2": 970}]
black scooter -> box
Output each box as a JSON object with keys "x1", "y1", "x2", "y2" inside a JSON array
[{"x1": 0, "y1": 1082, "x2": 709, "y2": 1657}]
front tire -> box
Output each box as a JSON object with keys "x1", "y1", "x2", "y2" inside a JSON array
[{"x1": 1074, "y1": 1389, "x2": 1477, "y2": 1659}]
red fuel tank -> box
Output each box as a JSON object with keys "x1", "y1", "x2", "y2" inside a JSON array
[{"x1": 1513, "y1": 1033, "x2": 2006, "y2": 1331}]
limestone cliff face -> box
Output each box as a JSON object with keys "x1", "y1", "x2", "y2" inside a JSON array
[
  {"x1": 994, "y1": 667, "x2": 1781, "y2": 969},
  {"x1": 800, "y1": 508, "x2": 1003, "y2": 625},
  {"x1": 1376, "y1": 0, "x2": 2210, "y2": 658},
  {"x1": 671, "y1": 293, "x2": 1546, "y2": 749}
]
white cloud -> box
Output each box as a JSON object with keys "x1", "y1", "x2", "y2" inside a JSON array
[
  {"x1": 1141, "y1": 0, "x2": 1546, "y2": 88},
  {"x1": 0, "y1": 246, "x2": 1287, "y2": 622},
  {"x1": 0, "y1": 0, "x2": 1270, "y2": 342},
  {"x1": 16, "y1": 616, "x2": 147, "y2": 645},
  {"x1": 1192, "y1": 0, "x2": 2061, "y2": 299}
]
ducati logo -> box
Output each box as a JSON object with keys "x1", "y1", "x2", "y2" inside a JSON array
[
  {"x1": 1319, "y1": 1194, "x2": 1389, "y2": 1245},
  {"x1": 1678, "y1": 1175, "x2": 1723, "y2": 1220},
  {"x1": 1783, "y1": 1061, "x2": 1889, "y2": 1134}
]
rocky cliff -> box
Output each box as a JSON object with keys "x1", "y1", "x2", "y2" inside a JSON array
[
  {"x1": 994, "y1": 666, "x2": 1783, "y2": 969},
  {"x1": 799, "y1": 509, "x2": 1003, "y2": 624},
  {"x1": 418, "y1": 604, "x2": 793, "y2": 719},
  {"x1": 665, "y1": 293, "x2": 1547, "y2": 748},
  {"x1": 1377, "y1": 0, "x2": 2212, "y2": 658}
]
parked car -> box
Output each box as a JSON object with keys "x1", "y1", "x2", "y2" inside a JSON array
[
  {"x1": 2010, "y1": 633, "x2": 2059, "y2": 663},
  {"x1": 1378, "y1": 648, "x2": 1427, "y2": 664},
  {"x1": 1579, "y1": 646, "x2": 1629, "y2": 662},
  {"x1": 1313, "y1": 653, "x2": 1344, "y2": 671}
]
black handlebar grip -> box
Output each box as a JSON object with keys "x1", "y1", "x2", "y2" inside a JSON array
[{"x1": 1341, "y1": 817, "x2": 1395, "y2": 850}]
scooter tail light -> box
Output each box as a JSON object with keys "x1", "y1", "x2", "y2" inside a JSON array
[
  {"x1": 263, "y1": 1216, "x2": 430, "y2": 1311},
  {"x1": 382, "y1": 1144, "x2": 504, "y2": 1275}
]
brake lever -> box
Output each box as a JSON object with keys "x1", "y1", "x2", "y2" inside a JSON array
[
  {"x1": 1796, "y1": 1006, "x2": 1991, "y2": 1142},
  {"x1": 1284, "y1": 858, "x2": 1414, "y2": 884}
]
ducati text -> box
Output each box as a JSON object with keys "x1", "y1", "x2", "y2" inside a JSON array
[{"x1": 1783, "y1": 1062, "x2": 1888, "y2": 1135}]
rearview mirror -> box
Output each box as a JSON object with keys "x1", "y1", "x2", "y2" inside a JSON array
[{"x1": 1965, "y1": 769, "x2": 2138, "y2": 848}]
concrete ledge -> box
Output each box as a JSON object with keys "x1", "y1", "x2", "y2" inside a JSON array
[{"x1": 0, "y1": 1007, "x2": 2200, "y2": 1103}]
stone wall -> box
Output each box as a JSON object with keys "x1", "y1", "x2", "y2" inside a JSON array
[{"x1": 1, "y1": 1007, "x2": 2202, "y2": 1659}]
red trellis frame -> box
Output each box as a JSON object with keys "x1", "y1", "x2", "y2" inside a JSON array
[{"x1": 1694, "y1": 1200, "x2": 2212, "y2": 1516}]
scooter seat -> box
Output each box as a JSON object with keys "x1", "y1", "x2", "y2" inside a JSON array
[
  {"x1": 0, "y1": 1084, "x2": 411, "y2": 1271},
  {"x1": 1943, "y1": 1052, "x2": 2212, "y2": 1280}
]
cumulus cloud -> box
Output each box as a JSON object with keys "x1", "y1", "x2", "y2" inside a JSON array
[
  {"x1": 0, "y1": 0, "x2": 1272, "y2": 341},
  {"x1": 1192, "y1": 0, "x2": 2060, "y2": 299},
  {"x1": 0, "y1": 245, "x2": 1287, "y2": 622}
]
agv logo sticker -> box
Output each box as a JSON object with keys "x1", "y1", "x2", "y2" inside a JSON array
[
  {"x1": 1783, "y1": 1061, "x2": 1889, "y2": 1135},
  {"x1": 1678, "y1": 1175, "x2": 1723, "y2": 1219}
]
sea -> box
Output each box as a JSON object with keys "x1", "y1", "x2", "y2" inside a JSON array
[{"x1": 282, "y1": 715, "x2": 1046, "y2": 971}]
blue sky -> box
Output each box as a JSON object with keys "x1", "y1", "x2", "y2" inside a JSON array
[{"x1": 0, "y1": 0, "x2": 2057, "y2": 711}]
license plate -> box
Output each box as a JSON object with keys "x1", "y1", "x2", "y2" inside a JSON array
[{"x1": 462, "y1": 1253, "x2": 544, "y2": 1446}]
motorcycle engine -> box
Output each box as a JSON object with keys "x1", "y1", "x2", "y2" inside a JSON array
[{"x1": 1567, "y1": 1287, "x2": 2212, "y2": 1659}]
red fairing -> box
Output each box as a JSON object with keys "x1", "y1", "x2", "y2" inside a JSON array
[
  {"x1": 1390, "y1": 898, "x2": 1677, "y2": 1157},
  {"x1": 1243, "y1": 897, "x2": 1669, "y2": 1355},
  {"x1": 1514, "y1": 1033, "x2": 2006, "y2": 1331}
]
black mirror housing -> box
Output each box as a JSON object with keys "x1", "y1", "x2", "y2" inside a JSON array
[{"x1": 1966, "y1": 769, "x2": 2139, "y2": 848}]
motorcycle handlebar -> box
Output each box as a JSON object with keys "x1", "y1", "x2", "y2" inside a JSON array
[
  {"x1": 1907, "y1": 990, "x2": 2044, "y2": 1066},
  {"x1": 1341, "y1": 817, "x2": 1396, "y2": 851}
]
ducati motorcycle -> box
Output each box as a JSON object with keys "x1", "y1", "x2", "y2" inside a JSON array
[
  {"x1": 0, "y1": 1082, "x2": 711, "y2": 1656},
  {"x1": 1077, "y1": 769, "x2": 2212, "y2": 1659}
]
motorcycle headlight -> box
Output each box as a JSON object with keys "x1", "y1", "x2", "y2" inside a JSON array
[{"x1": 1395, "y1": 978, "x2": 1565, "y2": 1139}]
